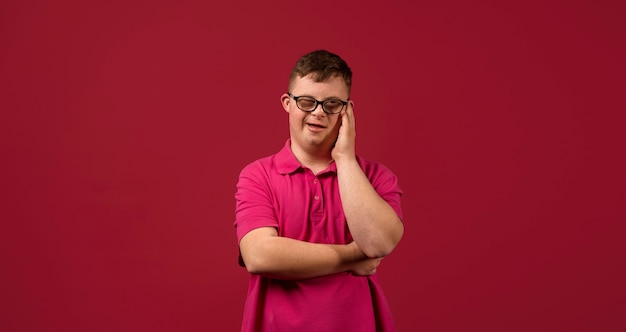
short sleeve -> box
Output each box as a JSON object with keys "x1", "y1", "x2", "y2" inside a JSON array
[
  {"x1": 362, "y1": 159, "x2": 404, "y2": 222},
  {"x1": 234, "y1": 161, "x2": 280, "y2": 242}
]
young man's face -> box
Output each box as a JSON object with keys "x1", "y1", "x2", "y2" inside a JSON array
[{"x1": 281, "y1": 74, "x2": 350, "y2": 154}]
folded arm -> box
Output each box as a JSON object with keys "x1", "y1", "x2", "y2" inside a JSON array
[
  {"x1": 333, "y1": 103, "x2": 404, "y2": 258},
  {"x1": 239, "y1": 227, "x2": 382, "y2": 280},
  {"x1": 336, "y1": 159, "x2": 404, "y2": 258}
]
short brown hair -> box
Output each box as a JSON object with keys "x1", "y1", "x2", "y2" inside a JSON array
[{"x1": 288, "y1": 50, "x2": 352, "y2": 95}]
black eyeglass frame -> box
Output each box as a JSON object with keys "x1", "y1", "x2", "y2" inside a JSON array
[{"x1": 288, "y1": 93, "x2": 349, "y2": 114}]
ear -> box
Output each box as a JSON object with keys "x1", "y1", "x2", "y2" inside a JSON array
[{"x1": 280, "y1": 93, "x2": 291, "y2": 113}]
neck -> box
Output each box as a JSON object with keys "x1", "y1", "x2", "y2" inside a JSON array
[{"x1": 290, "y1": 141, "x2": 333, "y2": 173}]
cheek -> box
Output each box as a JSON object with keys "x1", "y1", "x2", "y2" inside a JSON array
[
  {"x1": 288, "y1": 112, "x2": 305, "y2": 127},
  {"x1": 327, "y1": 119, "x2": 341, "y2": 138},
  {"x1": 330, "y1": 117, "x2": 342, "y2": 131}
]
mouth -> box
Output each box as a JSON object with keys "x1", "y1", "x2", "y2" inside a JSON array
[{"x1": 305, "y1": 122, "x2": 326, "y2": 133}]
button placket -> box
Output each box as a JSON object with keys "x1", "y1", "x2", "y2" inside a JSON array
[
  {"x1": 311, "y1": 175, "x2": 323, "y2": 220},
  {"x1": 313, "y1": 177, "x2": 320, "y2": 200}
]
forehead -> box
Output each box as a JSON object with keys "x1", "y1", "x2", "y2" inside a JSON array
[{"x1": 291, "y1": 74, "x2": 349, "y2": 98}]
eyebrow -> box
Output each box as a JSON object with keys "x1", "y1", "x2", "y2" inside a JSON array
[{"x1": 297, "y1": 94, "x2": 348, "y2": 101}]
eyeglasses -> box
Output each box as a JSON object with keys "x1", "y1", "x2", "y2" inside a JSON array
[{"x1": 288, "y1": 93, "x2": 348, "y2": 114}]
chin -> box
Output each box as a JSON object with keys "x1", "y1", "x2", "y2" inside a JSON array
[{"x1": 299, "y1": 137, "x2": 324, "y2": 148}]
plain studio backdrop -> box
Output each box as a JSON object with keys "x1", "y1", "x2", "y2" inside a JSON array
[{"x1": 1, "y1": 0, "x2": 624, "y2": 331}]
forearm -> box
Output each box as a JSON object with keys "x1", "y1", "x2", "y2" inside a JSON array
[
  {"x1": 240, "y1": 228, "x2": 364, "y2": 280},
  {"x1": 336, "y1": 159, "x2": 404, "y2": 258}
]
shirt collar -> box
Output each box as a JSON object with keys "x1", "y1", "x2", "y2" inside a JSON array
[
  {"x1": 275, "y1": 139, "x2": 337, "y2": 175},
  {"x1": 276, "y1": 139, "x2": 302, "y2": 174}
]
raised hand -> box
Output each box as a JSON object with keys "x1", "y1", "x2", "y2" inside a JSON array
[{"x1": 331, "y1": 101, "x2": 356, "y2": 163}]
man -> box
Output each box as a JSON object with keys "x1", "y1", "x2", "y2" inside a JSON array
[{"x1": 234, "y1": 50, "x2": 404, "y2": 331}]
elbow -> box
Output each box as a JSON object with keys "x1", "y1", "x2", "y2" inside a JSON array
[
  {"x1": 361, "y1": 224, "x2": 404, "y2": 258},
  {"x1": 239, "y1": 227, "x2": 279, "y2": 275},
  {"x1": 361, "y1": 242, "x2": 396, "y2": 258},
  {"x1": 245, "y1": 264, "x2": 263, "y2": 275},
  {"x1": 360, "y1": 237, "x2": 401, "y2": 258},
  {"x1": 243, "y1": 259, "x2": 266, "y2": 275},
  {"x1": 241, "y1": 251, "x2": 271, "y2": 275}
]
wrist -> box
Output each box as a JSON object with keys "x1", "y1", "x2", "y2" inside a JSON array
[
  {"x1": 333, "y1": 154, "x2": 358, "y2": 167},
  {"x1": 344, "y1": 242, "x2": 364, "y2": 262},
  {"x1": 341, "y1": 242, "x2": 367, "y2": 274}
]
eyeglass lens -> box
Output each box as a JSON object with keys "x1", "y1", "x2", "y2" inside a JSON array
[{"x1": 297, "y1": 97, "x2": 344, "y2": 114}]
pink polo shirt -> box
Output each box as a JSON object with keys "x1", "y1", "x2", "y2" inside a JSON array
[{"x1": 234, "y1": 140, "x2": 403, "y2": 332}]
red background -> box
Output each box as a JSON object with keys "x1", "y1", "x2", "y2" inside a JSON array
[{"x1": 1, "y1": 0, "x2": 625, "y2": 331}]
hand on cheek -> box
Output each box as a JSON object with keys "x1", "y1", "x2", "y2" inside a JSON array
[{"x1": 331, "y1": 101, "x2": 356, "y2": 162}]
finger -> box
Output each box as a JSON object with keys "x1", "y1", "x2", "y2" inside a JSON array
[
  {"x1": 339, "y1": 104, "x2": 352, "y2": 130},
  {"x1": 346, "y1": 102, "x2": 355, "y2": 131},
  {"x1": 345, "y1": 101, "x2": 354, "y2": 119}
]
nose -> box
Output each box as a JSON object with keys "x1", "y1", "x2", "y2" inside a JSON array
[{"x1": 310, "y1": 102, "x2": 325, "y2": 116}]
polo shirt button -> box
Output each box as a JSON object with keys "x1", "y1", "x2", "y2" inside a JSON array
[
  {"x1": 314, "y1": 195, "x2": 320, "y2": 200},
  {"x1": 313, "y1": 179, "x2": 318, "y2": 184}
]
